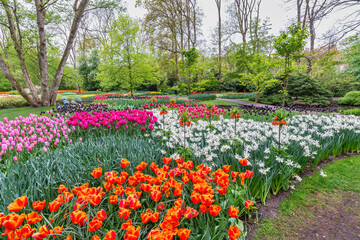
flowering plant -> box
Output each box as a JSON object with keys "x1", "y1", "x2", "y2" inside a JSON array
[{"x1": 0, "y1": 158, "x2": 253, "y2": 239}]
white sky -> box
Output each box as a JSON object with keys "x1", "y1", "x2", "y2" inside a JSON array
[{"x1": 125, "y1": 0, "x2": 358, "y2": 49}]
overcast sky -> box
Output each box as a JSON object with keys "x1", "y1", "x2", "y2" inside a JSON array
[{"x1": 125, "y1": 0, "x2": 356, "y2": 50}]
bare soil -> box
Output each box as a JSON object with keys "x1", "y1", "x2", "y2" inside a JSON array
[{"x1": 246, "y1": 152, "x2": 360, "y2": 240}]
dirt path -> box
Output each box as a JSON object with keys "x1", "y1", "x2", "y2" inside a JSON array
[{"x1": 247, "y1": 153, "x2": 360, "y2": 240}]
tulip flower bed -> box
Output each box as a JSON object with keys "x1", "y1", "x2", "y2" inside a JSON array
[
  {"x1": 0, "y1": 157, "x2": 252, "y2": 240},
  {"x1": 67, "y1": 109, "x2": 157, "y2": 132},
  {"x1": 0, "y1": 114, "x2": 73, "y2": 167}
]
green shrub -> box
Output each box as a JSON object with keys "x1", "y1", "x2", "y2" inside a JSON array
[
  {"x1": 188, "y1": 93, "x2": 217, "y2": 101},
  {"x1": 342, "y1": 108, "x2": 360, "y2": 116},
  {"x1": 0, "y1": 96, "x2": 28, "y2": 109},
  {"x1": 338, "y1": 91, "x2": 360, "y2": 105},
  {"x1": 8, "y1": 90, "x2": 20, "y2": 95},
  {"x1": 258, "y1": 74, "x2": 333, "y2": 106}
]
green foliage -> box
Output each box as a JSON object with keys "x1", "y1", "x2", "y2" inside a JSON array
[
  {"x1": 259, "y1": 74, "x2": 333, "y2": 106},
  {"x1": 78, "y1": 50, "x2": 101, "y2": 91},
  {"x1": 342, "y1": 34, "x2": 360, "y2": 82},
  {"x1": 342, "y1": 108, "x2": 360, "y2": 116},
  {"x1": 287, "y1": 74, "x2": 333, "y2": 105},
  {"x1": 97, "y1": 15, "x2": 158, "y2": 94},
  {"x1": 273, "y1": 23, "x2": 309, "y2": 106},
  {"x1": 188, "y1": 94, "x2": 217, "y2": 101},
  {"x1": 0, "y1": 97, "x2": 28, "y2": 109},
  {"x1": 338, "y1": 91, "x2": 360, "y2": 105}
]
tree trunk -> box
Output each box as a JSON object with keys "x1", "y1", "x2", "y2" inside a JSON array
[
  {"x1": 0, "y1": 55, "x2": 37, "y2": 106},
  {"x1": 35, "y1": 0, "x2": 50, "y2": 106},
  {"x1": 49, "y1": 0, "x2": 90, "y2": 105},
  {"x1": 1, "y1": 0, "x2": 41, "y2": 106},
  {"x1": 216, "y1": 0, "x2": 222, "y2": 82}
]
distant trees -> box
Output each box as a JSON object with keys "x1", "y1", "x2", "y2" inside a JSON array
[
  {"x1": 78, "y1": 50, "x2": 101, "y2": 91},
  {"x1": 97, "y1": 15, "x2": 157, "y2": 95}
]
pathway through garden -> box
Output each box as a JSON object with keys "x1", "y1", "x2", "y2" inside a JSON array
[
  {"x1": 217, "y1": 98, "x2": 277, "y2": 108},
  {"x1": 247, "y1": 154, "x2": 360, "y2": 240}
]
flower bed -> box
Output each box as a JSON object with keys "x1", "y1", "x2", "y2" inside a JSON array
[
  {"x1": 151, "y1": 110, "x2": 360, "y2": 203},
  {"x1": 67, "y1": 110, "x2": 157, "y2": 131},
  {"x1": 0, "y1": 114, "x2": 73, "y2": 164},
  {"x1": 0, "y1": 158, "x2": 251, "y2": 239}
]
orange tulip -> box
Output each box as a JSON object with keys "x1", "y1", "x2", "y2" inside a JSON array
[
  {"x1": 199, "y1": 204, "x2": 207, "y2": 213},
  {"x1": 228, "y1": 225, "x2": 241, "y2": 240},
  {"x1": 32, "y1": 225, "x2": 50, "y2": 239},
  {"x1": 121, "y1": 219, "x2": 133, "y2": 230},
  {"x1": 97, "y1": 209, "x2": 107, "y2": 221},
  {"x1": 157, "y1": 202, "x2": 165, "y2": 212},
  {"x1": 118, "y1": 207, "x2": 131, "y2": 220},
  {"x1": 163, "y1": 157, "x2": 172, "y2": 165},
  {"x1": 32, "y1": 200, "x2": 46, "y2": 211},
  {"x1": 65, "y1": 236, "x2": 73, "y2": 240},
  {"x1": 177, "y1": 228, "x2": 191, "y2": 240},
  {"x1": 7, "y1": 196, "x2": 28, "y2": 212},
  {"x1": 109, "y1": 195, "x2": 118, "y2": 204},
  {"x1": 135, "y1": 161, "x2": 147, "y2": 171},
  {"x1": 57, "y1": 185, "x2": 68, "y2": 193},
  {"x1": 228, "y1": 206, "x2": 239, "y2": 218},
  {"x1": 16, "y1": 224, "x2": 35, "y2": 239},
  {"x1": 222, "y1": 165, "x2": 231, "y2": 173},
  {"x1": 2, "y1": 213, "x2": 25, "y2": 230},
  {"x1": 88, "y1": 218, "x2": 102, "y2": 232},
  {"x1": 121, "y1": 159, "x2": 130, "y2": 168},
  {"x1": 70, "y1": 210, "x2": 87, "y2": 226},
  {"x1": 48, "y1": 200, "x2": 62, "y2": 212},
  {"x1": 91, "y1": 167, "x2": 103, "y2": 178},
  {"x1": 124, "y1": 226, "x2": 140, "y2": 240},
  {"x1": 50, "y1": 225, "x2": 63, "y2": 238},
  {"x1": 208, "y1": 204, "x2": 221, "y2": 217},
  {"x1": 91, "y1": 236, "x2": 101, "y2": 240},
  {"x1": 26, "y1": 212, "x2": 42, "y2": 225},
  {"x1": 245, "y1": 200, "x2": 254, "y2": 210},
  {"x1": 150, "y1": 190, "x2": 162, "y2": 202},
  {"x1": 104, "y1": 230, "x2": 117, "y2": 240},
  {"x1": 217, "y1": 187, "x2": 227, "y2": 195},
  {"x1": 239, "y1": 158, "x2": 247, "y2": 166}
]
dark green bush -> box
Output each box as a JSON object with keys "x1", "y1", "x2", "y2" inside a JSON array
[
  {"x1": 188, "y1": 94, "x2": 217, "y2": 101},
  {"x1": 338, "y1": 91, "x2": 360, "y2": 105},
  {"x1": 258, "y1": 74, "x2": 333, "y2": 106}
]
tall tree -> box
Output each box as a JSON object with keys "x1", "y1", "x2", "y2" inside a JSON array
[
  {"x1": 226, "y1": 0, "x2": 262, "y2": 44},
  {"x1": 215, "y1": 0, "x2": 222, "y2": 82},
  {"x1": 0, "y1": 0, "x2": 122, "y2": 106},
  {"x1": 273, "y1": 23, "x2": 309, "y2": 107},
  {"x1": 97, "y1": 15, "x2": 158, "y2": 95}
]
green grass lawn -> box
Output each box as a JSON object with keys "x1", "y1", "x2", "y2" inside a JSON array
[
  {"x1": 0, "y1": 106, "x2": 54, "y2": 121},
  {"x1": 198, "y1": 99, "x2": 239, "y2": 106},
  {"x1": 251, "y1": 155, "x2": 360, "y2": 240}
]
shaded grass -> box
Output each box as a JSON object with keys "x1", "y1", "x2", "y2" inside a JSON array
[
  {"x1": 252, "y1": 156, "x2": 360, "y2": 240},
  {"x1": 0, "y1": 106, "x2": 53, "y2": 121},
  {"x1": 198, "y1": 99, "x2": 239, "y2": 106}
]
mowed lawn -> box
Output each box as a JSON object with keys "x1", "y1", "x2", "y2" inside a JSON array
[{"x1": 0, "y1": 106, "x2": 54, "y2": 121}]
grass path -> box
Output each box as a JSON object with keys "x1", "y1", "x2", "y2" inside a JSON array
[{"x1": 250, "y1": 155, "x2": 360, "y2": 240}]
